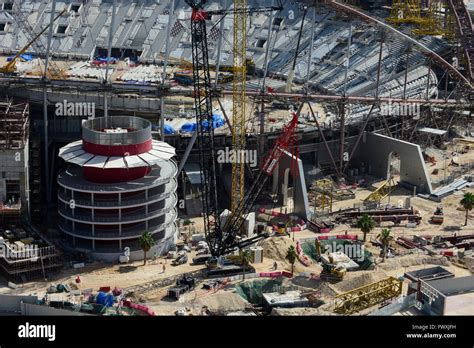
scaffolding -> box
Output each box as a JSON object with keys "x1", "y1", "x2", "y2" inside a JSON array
[
  {"x1": 0, "y1": 98, "x2": 29, "y2": 150},
  {"x1": 387, "y1": 0, "x2": 449, "y2": 37},
  {"x1": 0, "y1": 242, "x2": 62, "y2": 281},
  {"x1": 363, "y1": 177, "x2": 396, "y2": 206},
  {"x1": 334, "y1": 277, "x2": 403, "y2": 314}
]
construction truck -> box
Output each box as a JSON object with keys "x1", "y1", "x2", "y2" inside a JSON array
[{"x1": 430, "y1": 206, "x2": 444, "y2": 224}]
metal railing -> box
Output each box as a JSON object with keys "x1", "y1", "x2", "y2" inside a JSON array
[
  {"x1": 58, "y1": 194, "x2": 177, "y2": 223},
  {"x1": 82, "y1": 116, "x2": 151, "y2": 145},
  {"x1": 58, "y1": 213, "x2": 177, "y2": 239},
  {"x1": 58, "y1": 178, "x2": 177, "y2": 207}
]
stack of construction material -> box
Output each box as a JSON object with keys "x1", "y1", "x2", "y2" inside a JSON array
[{"x1": 118, "y1": 65, "x2": 162, "y2": 83}]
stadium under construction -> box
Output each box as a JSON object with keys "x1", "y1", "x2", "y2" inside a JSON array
[{"x1": 0, "y1": 0, "x2": 472, "y2": 317}]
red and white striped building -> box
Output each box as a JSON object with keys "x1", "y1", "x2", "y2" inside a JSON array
[{"x1": 57, "y1": 116, "x2": 178, "y2": 261}]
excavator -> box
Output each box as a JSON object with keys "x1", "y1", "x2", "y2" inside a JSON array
[{"x1": 0, "y1": 9, "x2": 66, "y2": 75}]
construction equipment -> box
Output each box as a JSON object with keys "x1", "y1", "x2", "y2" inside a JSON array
[
  {"x1": 387, "y1": 0, "x2": 449, "y2": 36},
  {"x1": 430, "y1": 205, "x2": 444, "y2": 224},
  {"x1": 363, "y1": 177, "x2": 396, "y2": 205},
  {"x1": 167, "y1": 274, "x2": 196, "y2": 300},
  {"x1": 285, "y1": 6, "x2": 308, "y2": 92},
  {"x1": 185, "y1": 0, "x2": 285, "y2": 257},
  {"x1": 0, "y1": 8, "x2": 67, "y2": 75},
  {"x1": 334, "y1": 277, "x2": 403, "y2": 315},
  {"x1": 447, "y1": 0, "x2": 474, "y2": 80},
  {"x1": 320, "y1": 263, "x2": 346, "y2": 281},
  {"x1": 171, "y1": 251, "x2": 188, "y2": 266},
  {"x1": 231, "y1": 0, "x2": 247, "y2": 213}
]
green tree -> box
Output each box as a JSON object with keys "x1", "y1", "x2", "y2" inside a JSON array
[
  {"x1": 286, "y1": 245, "x2": 298, "y2": 276},
  {"x1": 377, "y1": 228, "x2": 393, "y2": 262},
  {"x1": 240, "y1": 250, "x2": 252, "y2": 280},
  {"x1": 138, "y1": 231, "x2": 155, "y2": 265},
  {"x1": 460, "y1": 192, "x2": 474, "y2": 226},
  {"x1": 357, "y1": 213, "x2": 375, "y2": 242}
]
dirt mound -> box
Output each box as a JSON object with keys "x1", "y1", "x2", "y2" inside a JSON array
[
  {"x1": 288, "y1": 277, "x2": 337, "y2": 300},
  {"x1": 330, "y1": 271, "x2": 387, "y2": 294},
  {"x1": 262, "y1": 236, "x2": 295, "y2": 262},
  {"x1": 262, "y1": 236, "x2": 323, "y2": 274},
  {"x1": 194, "y1": 291, "x2": 250, "y2": 313},
  {"x1": 377, "y1": 254, "x2": 449, "y2": 272}
]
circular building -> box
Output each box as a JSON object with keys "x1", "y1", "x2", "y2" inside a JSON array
[{"x1": 57, "y1": 116, "x2": 178, "y2": 261}]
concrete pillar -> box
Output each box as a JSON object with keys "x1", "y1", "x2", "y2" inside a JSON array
[
  {"x1": 272, "y1": 162, "x2": 279, "y2": 193},
  {"x1": 91, "y1": 192, "x2": 94, "y2": 205},
  {"x1": 281, "y1": 168, "x2": 290, "y2": 206}
]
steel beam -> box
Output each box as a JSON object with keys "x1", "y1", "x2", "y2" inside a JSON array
[{"x1": 307, "y1": 102, "x2": 341, "y2": 177}]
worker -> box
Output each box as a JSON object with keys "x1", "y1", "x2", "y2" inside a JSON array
[
  {"x1": 273, "y1": 261, "x2": 278, "y2": 271},
  {"x1": 162, "y1": 264, "x2": 166, "y2": 273}
]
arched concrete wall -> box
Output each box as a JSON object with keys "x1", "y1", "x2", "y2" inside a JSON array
[
  {"x1": 357, "y1": 133, "x2": 433, "y2": 194},
  {"x1": 273, "y1": 150, "x2": 311, "y2": 220}
]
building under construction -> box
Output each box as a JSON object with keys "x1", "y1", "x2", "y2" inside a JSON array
[
  {"x1": 0, "y1": 98, "x2": 29, "y2": 226},
  {"x1": 0, "y1": 0, "x2": 472, "y2": 317}
]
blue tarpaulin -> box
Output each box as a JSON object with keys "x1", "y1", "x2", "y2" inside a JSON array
[
  {"x1": 7, "y1": 54, "x2": 34, "y2": 62},
  {"x1": 96, "y1": 292, "x2": 114, "y2": 307},
  {"x1": 152, "y1": 124, "x2": 175, "y2": 134},
  {"x1": 180, "y1": 114, "x2": 225, "y2": 133},
  {"x1": 97, "y1": 57, "x2": 117, "y2": 63},
  {"x1": 164, "y1": 124, "x2": 175, "y2": 134},
  {"x1": 180, "y1": 122, "x2": 196, "y2": 133}
]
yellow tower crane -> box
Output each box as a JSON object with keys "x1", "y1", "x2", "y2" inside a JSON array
[
  {"x1": 231, "y1": 0, "x2": 247, "y2": 212},
  {"x1": 387, "y1": 0, "x2": 447, "y2": 37},
  {"x1": 0, "y1": 8, "x2": 67, "y2": 75}
]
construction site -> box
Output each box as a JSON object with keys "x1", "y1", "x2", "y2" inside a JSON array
[{"x1": 0, "y1": 0, "x2": 473, "y2": 317}]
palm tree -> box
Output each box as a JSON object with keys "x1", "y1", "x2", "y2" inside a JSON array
[
  {"x1": 357, "y1": 213, "x2": 375, "y2": 242},
  {"x1": 240, "y1": 250, "x2": 252, "y2": 280},
  {"x1": 138, "y1": 231, "x2": 155, "y2": 265},
  {"x1": 286, "y1": 245, "x2": 297, "y2": 276},
  {"x1": 460, "y1": 192, "x2": 474, "y2": 226},
  {"x1": 377, "y1": 228, "x2": 393, "y2": 262}
]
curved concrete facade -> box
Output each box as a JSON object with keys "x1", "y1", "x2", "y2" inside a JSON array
[{"x1": 57, "y1": 116, "x2": 178, "y2": 261}]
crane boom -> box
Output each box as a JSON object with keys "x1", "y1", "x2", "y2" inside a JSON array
[
  {"x1": 0, "y1": 8, "x2": 67, "y2": 74},
  {"x1": 220, "y1": 111, "x2": 299, "y2": 254},
  {"x1": 231, "y1": 0, "x2": 247, "y2": 212},
  {"x1": 186, "y1": 0, "x2": 292, "y2": 257}
]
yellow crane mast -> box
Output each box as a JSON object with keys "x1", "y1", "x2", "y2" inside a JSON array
[{"x1": 231, "y1": 0, "x2": 247, "y2": 212}]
